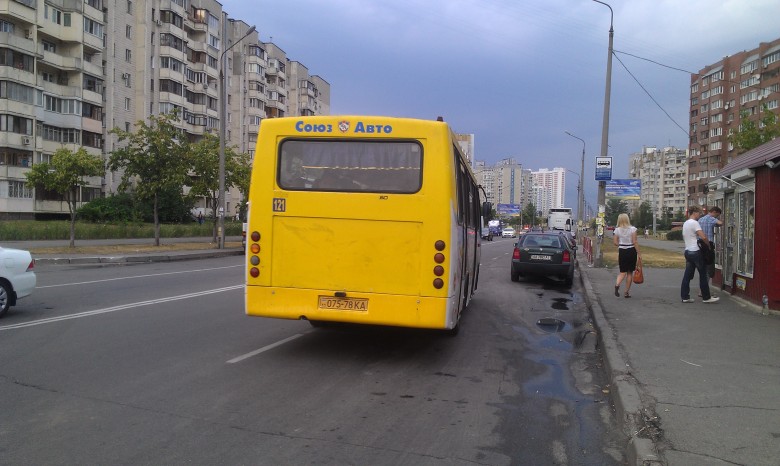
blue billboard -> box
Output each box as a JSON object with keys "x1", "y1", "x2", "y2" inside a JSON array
[
  {"x1": 605, "y1": 179, "x2": 641, "y2": 200},
  {"x1": 496, "y1": 203, "x2": 521, "y2": 217}
]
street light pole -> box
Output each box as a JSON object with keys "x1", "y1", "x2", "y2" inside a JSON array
[
  {"x1": 592, "y1": 0, "x2": 613, "y2": 267},
  {"x1": 218, "y1": 22, "x2": 256, "y2": 249},
  {"x1": 564, "y1": 131, "x2": 586, "y2": 229}
]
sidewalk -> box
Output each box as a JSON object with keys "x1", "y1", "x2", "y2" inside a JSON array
[
  {"x1": 3, "y1": 237, "x2": 244, "y2": 265},
  {"x1": 578, "y1": 260, "x2": 780, "y2": 465}
]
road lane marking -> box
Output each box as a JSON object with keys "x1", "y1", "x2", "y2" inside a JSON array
[
  {"x1": 227, "y1": 333, "x2": 306, "y2": 364},
  {"x1": 0, "y1": 285, "x2": 243, "y2": 331},
  {"x1": 37, "y1": 265, "x2": 242, "y2": 289}
]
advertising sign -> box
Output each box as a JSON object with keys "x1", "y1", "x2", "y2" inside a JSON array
[
  {"x1": 595, "y1": 156, "x2": 612, "y2": 181},
  {"x1": 605, "y1": 179, "x2": 641, "y2": 200},
  {"x1": 496, "y1": 203, "x2": 521, "y2": 217}
]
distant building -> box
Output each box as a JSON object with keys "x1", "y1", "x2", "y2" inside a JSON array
[
  {"x1": 455, "y1": 133, "x2": 475, "y2": 167},
  {"x1": 688, "y1": 37, "x2": 780, "y2": 206},
  {"x1": 628, "y1": 146, "x2": 689, "y2": 220},
  {"x1": 0, "y1": 0, "x2": 330, "y2": 219},
  {"x1": 532, "y1": 167, "x2": 566, "y2": 216},
  {"x1": 474, "y1": 158, "x2": 533, "y2": 211}
]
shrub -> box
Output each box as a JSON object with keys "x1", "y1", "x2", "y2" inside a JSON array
[
  {"x1": 78, "y1": 194, "x2": 138, "y2": 222},
  {"x1": 666, "y1": 230, "x2": 682, "y2": 241}
]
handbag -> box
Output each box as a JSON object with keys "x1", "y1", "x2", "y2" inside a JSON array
[{"x1": 633, "y1": 255, "x2": 644, "y2": 284}]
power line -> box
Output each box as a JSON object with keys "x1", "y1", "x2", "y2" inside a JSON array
[{"x1": 612, "y1": 51, "x2": 690, "y2": 137}]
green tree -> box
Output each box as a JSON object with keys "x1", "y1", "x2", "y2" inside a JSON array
[
  {"x1": 522, "y1": 202, "x2": 537, "y2": 227},
  {"x1": 25, "y1": 147, "x2": 104, "y2": 248},
  {"x1": 636, "y1": 201, "x2": 653, "y2": 229},
  {"x1": 729, "y1": 104, "x2": 780, "y2": 154},
  {"x1": 109, "y1": 112, "x2": 191, "y2": 246},
  {"x1": 188, "y1": 133, "x2": 252, "y2": 240},
  {"x1": 605, "y1": 198, "x2": 628, "y2": 227}
]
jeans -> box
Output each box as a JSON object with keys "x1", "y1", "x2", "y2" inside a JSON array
[{"x1": 682, "y1": 250, "x2": 711, "y2": 300}]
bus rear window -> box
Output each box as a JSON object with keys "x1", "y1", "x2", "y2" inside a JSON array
[{"x1": 278, "y1": 139, "x2": 422, "y2": 193}]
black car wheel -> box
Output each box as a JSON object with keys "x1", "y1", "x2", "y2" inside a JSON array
[{"x1": 511, "y1": 267, "x2": 520, "y2": 282}]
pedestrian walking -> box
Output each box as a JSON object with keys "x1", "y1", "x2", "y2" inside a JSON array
[
  {"x1": 644, "y1": 228, "x2": 649, "y2": 239},
  {"x1": 681, "y1": 206, "x2": 719, "y2": 303},
  {"x1": 198, "y1": 211, "x2": 204, "y2": 225},
  {"x1": 698, "y1": 205, "x2": 722, "y2": 281},
  {"x1": 612, "y1": 213, "x2": 640, "y2": 298}
]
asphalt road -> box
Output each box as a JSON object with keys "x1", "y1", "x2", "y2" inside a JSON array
[{"x1": 0, "y1": 242, "x2": 625, "y2": 465}]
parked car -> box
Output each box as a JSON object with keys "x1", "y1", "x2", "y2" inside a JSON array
[
  {"x1": 511, "y1": 232, "x2": 575, "y2": 286},
  {"x1": 0, "y1": 247, "x2": 36, "y2": 317},
  {"x1": 481, "y1": 227, "x2": 493, "y2": 241},
  {"x1": 502, "y1": 227, "x2": 516, "y2": 238}
]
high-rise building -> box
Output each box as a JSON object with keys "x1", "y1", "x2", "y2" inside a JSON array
[
  {"x1": 628, "y1": 146, "x2": 689, "y2": 221},
  {"x1": 454, "y1": 133, "x2": 475, "y2": 166},
  {"x1": 0, "y1": 0, "x2": 330, "y2": 219},
  {"x1": 532, "y1": 167, "x2": 566, "y2": 216},
  {"x1": 474, "y1": 158, "x2": 533, "y2": 210},
  {"x1": 688, "y1": 37, "x2": 780, "y2": 206}
]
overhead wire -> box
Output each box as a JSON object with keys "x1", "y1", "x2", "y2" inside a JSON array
[{"x1": 611, "y1": 51, "x2": 690, "y2": 137}]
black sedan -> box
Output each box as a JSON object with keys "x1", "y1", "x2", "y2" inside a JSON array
[{"x1": 510, "y1": 231, "x2": 575, "y2": 286}]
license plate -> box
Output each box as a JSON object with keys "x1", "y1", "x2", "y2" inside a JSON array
[
  {"x1": 318, "y1": 296, "x2": 369, "y2": 311},
  {"x1": 530, "y1": 255, "x2": 552, "y2": 261}
]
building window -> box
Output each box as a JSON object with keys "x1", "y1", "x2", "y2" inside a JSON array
[
  {"x1": 0, "y1": 20, "x2": 14, "y2": 33},
  {"x1": 125, "y1": 49, "x2": 132, "y2": 62},
  {"x1": 737, "y1": 191, "x2": 755, "y2": 275},
  {"x1": 208, "y1": 34, "x2": 220, "y2": 50},
  {"x1": 126, "y1": 25, "x2": 131, "y2": 38},
  {"x1": 83, "y1": 18, "x2": 104, "y2": 38},
  {"x1": 8, "y1": 181, "x2": 33, "y2": 199},
  {"x1": 763, "y1": 51, "x2": 780, "y2": 67},
  {"x1": 125, "y1": 97, "x2": 130, "y2": 110},
  {"x1": 127, "y1": 1, "x2": 133, "y2": 14}
]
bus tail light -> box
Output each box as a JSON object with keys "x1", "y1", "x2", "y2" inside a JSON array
[{"x1": 249, "y1": 230, "x2": 261, "y2": 278}]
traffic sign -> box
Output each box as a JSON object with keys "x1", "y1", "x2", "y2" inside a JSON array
[{"x1": 595, "y1": 156, "x2": 612, "y2": 181}]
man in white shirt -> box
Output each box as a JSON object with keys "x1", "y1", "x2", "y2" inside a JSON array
[{"x1": 681, "y1": 206, "x2": 719, "y2": 303}]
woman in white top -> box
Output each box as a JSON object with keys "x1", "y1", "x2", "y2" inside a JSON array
[{"x1": 612, "y1": 213, "x2": 640, "y2": 298}]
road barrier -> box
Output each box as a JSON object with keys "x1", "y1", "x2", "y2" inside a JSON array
[{"x1": 582, "y1": 236, "x2": 593, "y2": 265}]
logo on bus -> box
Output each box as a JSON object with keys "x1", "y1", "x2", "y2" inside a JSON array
[{"x1": 338, "y1": 121, "x2": 350, "y2": 133}]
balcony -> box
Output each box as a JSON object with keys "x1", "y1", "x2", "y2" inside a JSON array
[
  {"x1": 0, "y1": 32, "x2": 36, "y2": 55},
  {"x1": 40, "y1": 51, "x2": 80, "y2": 70},
  {"x1": 82, "y1": 59, "x2": 103, "y2": 77},
  {"x1": 83, "y1": 31, "x2": 104, "y2": 52},
  {"x1": 0, "y1": 0, "x2": 36, "y2": 23}
]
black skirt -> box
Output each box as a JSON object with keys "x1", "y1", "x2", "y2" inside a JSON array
[{"x1": 618, "y1": 247, "x2": 638, "y2": 273}]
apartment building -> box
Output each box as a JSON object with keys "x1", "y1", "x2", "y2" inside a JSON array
[
  {"x1": 532, "y1": 167, "x2": 566, "y2": 216},
  {"x1": 0, "y1": 0, "x2": 330, "y2": 219},
  {"x1": 628, "y1": 146, "x2": 689, "y2": 219},
  {"x1": 474, "y1": 158, "x2": 533, "y2": 211},
  {"x1": 688, "y1": 37, "x2": 780, "y2": 205}
]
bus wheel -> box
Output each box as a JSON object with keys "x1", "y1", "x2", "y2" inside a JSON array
[{"x1": 308, "y1": 320, "x2": 328, "y2": 328}]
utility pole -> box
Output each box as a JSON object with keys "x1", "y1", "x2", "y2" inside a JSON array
[{"x1": 593, "y1": 0, "x2": 614, "y2": 267}]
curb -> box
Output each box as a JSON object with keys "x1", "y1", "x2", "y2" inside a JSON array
[
  {"x1": 34, "y1": 249, "x2": 243, "y2": 265},
  {"x1": 577, "y1": 260, "x2": 666, "y2": 466}
]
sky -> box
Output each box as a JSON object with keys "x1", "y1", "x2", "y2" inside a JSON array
[{"x1": 219, "y1": 0, "x2": 780, "y2": 209}]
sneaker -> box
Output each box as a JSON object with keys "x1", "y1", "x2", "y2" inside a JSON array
[
  {"x1": 682, "y1": 298, "x2": 695, "y2": 303},
  {"x1": 702, "y1": 297, "x2": 720, "y2": 303}
]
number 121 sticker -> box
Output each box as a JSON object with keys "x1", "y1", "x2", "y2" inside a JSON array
[{"x1": 272, "y1": 198, "x2": 286, "y2": 212}]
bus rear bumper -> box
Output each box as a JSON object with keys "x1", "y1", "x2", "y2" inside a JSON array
[{"x1": 246, "y1": 286, "x2": 455, "y2": 329}]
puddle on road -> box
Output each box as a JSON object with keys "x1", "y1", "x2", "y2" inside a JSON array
[{"x1": 551, "y1": 297, "x2": 570, "y2": 310}]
